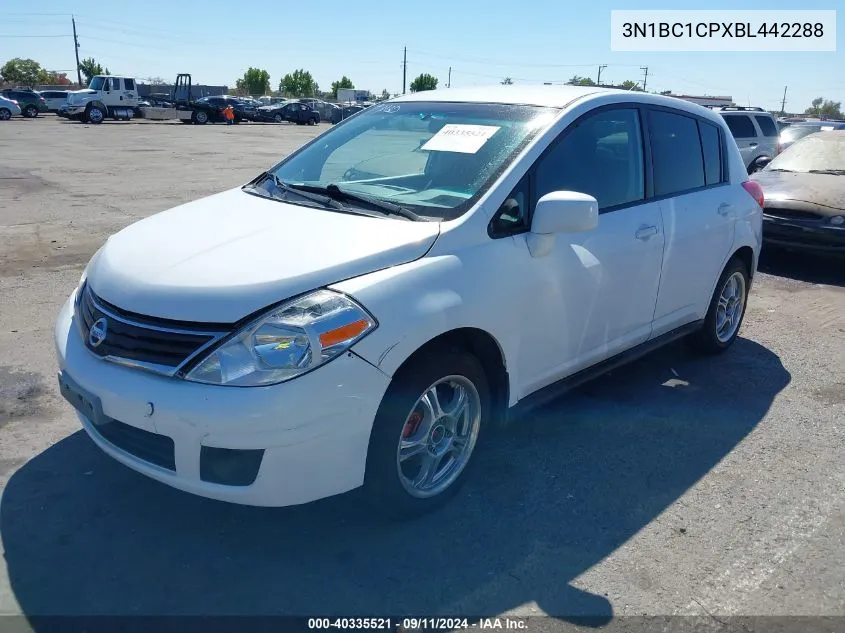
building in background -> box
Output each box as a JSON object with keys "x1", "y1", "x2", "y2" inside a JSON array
[{"x1": 336, "y1": 88, "x2": 371, "y2": 103}]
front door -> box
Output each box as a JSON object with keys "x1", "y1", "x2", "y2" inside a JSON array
[
  {"x1": 103, "y1": 77, "x2": 121, "y2": 107},
  {"x1": 513, "y1": 106, "x2": 664, "y2": 396}
]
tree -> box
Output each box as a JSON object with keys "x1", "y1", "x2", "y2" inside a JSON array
[
  {"x1": 235, "y1": 67, "x2": 271, "y2": 96},
  {"x1": 410, "y1": 73, "x2": 438, "y2": 92},
  {"x1": 380, "y1": 89, "x2": 390, "y2": 100},
  {"x1": 805, "y1": 97, "x2": 843, "y2": 119},
  {"x1": 280, "y1": 69, "x2": 316, "y2": 97},
  {"x1": 0, "y1": 58, "x2": 45, "y2": 86},
  {"x1": 144, "y1": 76, "x2": 167, "y2": 85},
  {"x1": 330, "y1": 76, "x2": 354, "y2": 99},
  {"x1": 501, "y1": 77, "x2": 513, "y2": 85},
  {"x1": 566, "y1": 75, "x2": 596, "y2": 86},
  {"x1": 620, "y1": 80, "x2": 643, "y2": 91},
  {"x1": 39, "y1": 70, "x2": 71, "y2": 85},
  {"x1": 78, "y1": 57, "x2": 110, "y2": 85}
]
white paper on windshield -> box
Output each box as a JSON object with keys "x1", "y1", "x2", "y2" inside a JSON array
[{"x1": 421, "y1": 124, "x2": 501, "y2": 154}]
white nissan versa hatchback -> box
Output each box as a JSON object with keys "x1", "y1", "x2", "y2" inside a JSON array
[{"x1": 55, "y1": 86, "x2": 764, "y2": 517}]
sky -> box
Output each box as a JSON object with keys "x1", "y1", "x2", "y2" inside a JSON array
[{"x1": 1, "y1": 0, "x2": 842, "y2": 113}]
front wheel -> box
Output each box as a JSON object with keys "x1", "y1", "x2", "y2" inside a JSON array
[
  {"x1": 85, "y1": 105, "x2": 105, "y2": 124},
  {"x1": 0, "y1": 108, "x2": 11, "y2": 121},
  {"x1": 364, "y1": 350, "x2": 489, "y2": 519},
  {"x1": 687, "y1": 257, "x2": 749, "y2": 354},
  {"x1": 193, "y1": 110, "x2": 208, "y2": 125},
  {"x1": 23, "y1": 105, "x2": 38, "y2": 118}
]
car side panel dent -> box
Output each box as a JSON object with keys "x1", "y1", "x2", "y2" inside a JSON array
[{"x1": 330, "y1": 254, "x2": 521, "y2": 406}]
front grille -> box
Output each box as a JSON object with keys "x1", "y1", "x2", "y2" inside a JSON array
[
  {"x1": 76, "y1": 284, "x2": 227, "y2": 370},
  {"x1": 95, "y1": 419, "x2": 176, "y2": 471},
  {"x1": 764, "y1": 207, "x2": 824, "y2": 221}
]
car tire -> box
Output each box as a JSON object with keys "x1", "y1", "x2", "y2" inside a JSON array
[
  {"x1": 193, "y1": 110, "x2": 208, "y2": 125},
  {"x1": 23, "y1": 105, "x2": 38, "y2": 118},
  {"x1": 274, "y1": 114, "x2": 282, "y2": 123},
  {"x1": 85, "y1": 105, "x2": 105, "y2": 124},
  {"x1": 687, "y1": 257, "x2": 750, "y2": 355},
  {"x1": 0, "y1": 108, "x2": 11, "y2": 121},
  {"x1": 364, "y1": 349, "x2": 490, "y2": 519}
]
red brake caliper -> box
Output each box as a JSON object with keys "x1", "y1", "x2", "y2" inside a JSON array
[{"x1": 403, "y1": 411, "x2": 422, "y2": 438}]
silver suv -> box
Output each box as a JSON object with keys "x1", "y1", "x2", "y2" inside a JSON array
[{"x1": 713, "y1": 106, "x2": 780, "y2": 173}]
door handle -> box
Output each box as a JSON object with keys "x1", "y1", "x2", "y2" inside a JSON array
[
  {"x1": 718, "y1": 203, "x2": 732, "y2": 216},
  {"x1": 635, "y1": 225, "x2": 658, "y2": 240},
  {"x1": 749, "y1": 142, "x2": 758, "y2": 147}
]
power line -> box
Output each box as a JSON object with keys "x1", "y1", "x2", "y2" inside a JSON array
[{"x1": 0, "y1": 33, "x2": 70, "y2": 37}]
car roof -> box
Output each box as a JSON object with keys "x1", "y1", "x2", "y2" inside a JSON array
[{"x1": 391, "y1": 85, "x2": 610, "y2": 108}]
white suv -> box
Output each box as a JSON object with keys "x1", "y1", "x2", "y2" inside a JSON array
[
  {"x1": 714, "y1": 106, "x2": 780, "y2": 173},
  {"x1": 54, "y1": 86, "x2": 764, "y2": 518}
]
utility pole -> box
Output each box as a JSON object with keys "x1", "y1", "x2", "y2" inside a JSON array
[
  {"x1": 597, "y1": 64, "x2": 607, "y2": 85},
  {"x1": 72, "y1": 16, "x2": 82, "y2": 87},
  {"x1": 402, "y1": 47, "x2": 407, "y2": 94},
  {"x1": 780, "y1": 86, "x2": 788, "y2": 116},
  {"x1": 447, "y1": 66, "x2": 451, "y2": 88},
  {"x1": 641, "y1": 66, "x2": 649, "y2": 92}
]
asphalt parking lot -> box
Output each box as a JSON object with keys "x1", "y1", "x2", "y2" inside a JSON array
[{"x1": 0, "y1": 116, "x2": 843, "y2": 626}]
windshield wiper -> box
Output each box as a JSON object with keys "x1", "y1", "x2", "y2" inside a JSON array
[
  {"x1": 767, "y1": 168, "x2": 796, "y2": 172},
  {"x1": 250, "y1": 172, "x2": 346, "y2": 210},
  {"x1": 808, "y1": 169, "x2": 845, "y2": 175},
  {"x1": 287, "y1": 183, "x2": 423, "y2": 221}
]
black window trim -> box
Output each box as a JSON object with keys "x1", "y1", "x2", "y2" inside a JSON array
[{"x1": 487, "y1": 102, "x2": 731, "y2": 239}]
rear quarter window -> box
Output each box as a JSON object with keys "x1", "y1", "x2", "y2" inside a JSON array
[
  {"x1": 648, "y1": 109, "x2": 706, "y2": 196},
  {"x1": 754, "y1": 115, "x2": 778, "y2": 137},
  {"x1": 698, "y1": 120, "x2": 724, "y2": 185},
  {"x1": 723, "y1": 115, "x2": 757, "y2": 139}
]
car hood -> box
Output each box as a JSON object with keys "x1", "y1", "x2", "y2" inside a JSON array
[
  {"x1": 87, "y1": 187, "x2": 440, "y2": 322},
  {"x1": 751, "y1": 170, "x2": 845, "y2": 214}
]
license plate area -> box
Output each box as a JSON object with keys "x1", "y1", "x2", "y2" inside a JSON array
[{"x1": 58, "y1": 371, "x2": 108, "y2": 426}]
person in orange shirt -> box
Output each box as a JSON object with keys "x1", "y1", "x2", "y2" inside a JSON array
[{"x1": 223, "y1": 104, "x2": 235, "y2": 125}]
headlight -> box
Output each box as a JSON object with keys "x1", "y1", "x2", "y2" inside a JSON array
[
  {"x1": 184, "y1": 289, "x2": 377, "y2": 387},
  {"x1": 829, "y1": 215, "x2": 844, "y2": 226}
]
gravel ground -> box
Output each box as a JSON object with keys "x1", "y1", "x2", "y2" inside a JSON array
[{"x1": 0, "y1": 116, "x2": 843, "y2": 629}]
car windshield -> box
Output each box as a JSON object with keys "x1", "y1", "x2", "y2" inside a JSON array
[
  {"x1": 89, "y1": 77, "x2": 105, "y2": 91},
  {"x1": 765, "y1": 133, "x2": 845, "y2": 172},
  {"x1": 267, "y1": 102, "x2": 556, "y2": 220}
]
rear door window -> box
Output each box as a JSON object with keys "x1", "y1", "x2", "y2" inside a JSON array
[
  {"x1": 723, "y1": 115, "x2": 756, "y2": 139},
  {"x1": 754, "y1": 115, "x2": 778, "y2": 137},
  {"x1": 648, "y1": 109, "x2": 706, "y2": 196},
  {"x1": 124, "y1": 78, "x2": 135, "y2": 91}
]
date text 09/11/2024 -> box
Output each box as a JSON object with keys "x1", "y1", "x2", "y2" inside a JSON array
[{"x1": 307, "y1": 618, "x2": 528, "y2": 630}]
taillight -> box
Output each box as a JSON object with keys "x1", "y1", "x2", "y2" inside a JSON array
[{"x1": 742, "y1": 181, "x2": 765, "y2": 208}]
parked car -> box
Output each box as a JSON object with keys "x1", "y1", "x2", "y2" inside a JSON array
[
  {"x1": 55, "y1": 86, "x2": 762, "y2": 518},
  {"x1": 190, "y1": 96, "x2": 252, "y2": 123},
  {"x1": 331, "y1": 103, "x2": 365, "y2": 124},
  {"x1": 778, "y1": 121, "x2": 845, "y2": 152},
  {"x1": 711, "y1": 106, "x2": 780, "y2": 173},
  {"x1": 296, "y1": 98, "x2": 336, "y2": 121},
  {"x1": 751, "y1": 131, "x2": 845, "y2": 254},
  {"x1": 255, "y1": 101, "x2": 319, "y2": 125},
  {"x1": 38, "y1": 90, "x2": 70, "y2": 112},
  {"x1": 0, "y1": 88, "x2": 48, "y2": 118},
  {"x1": 0, "y1": 95, "x2": 22, "y2": 120}
]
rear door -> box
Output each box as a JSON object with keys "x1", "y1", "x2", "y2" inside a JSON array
[
  {"x1": 722, "y1": 113, "x2": 759, "y2": 167},
  {"x1": 649, "y1": 108, "x2": 735, "y2": 335},
  {"x1": 103, "y1": 77, "x2": 121, "y2": 106}
]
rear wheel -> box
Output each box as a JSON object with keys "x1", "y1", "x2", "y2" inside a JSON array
[
  {"x1": 274, "y1": 113, "x2": 282, "y2": 123},
  {"x1": 23, "y1": 105, "x2": 38, "y2": 118},
  {"x1": 687, "y1": 257, "x2": 749, "y2": 354},
  {"x1": 0, "y1": 108, "x2": 11, "y2": 121},
  {"x1": 193, "y1": 110, "x2": 208, "y2": 125},
  {"x1": 364, "y1": 350, "x2": 489, "y2": 519}
]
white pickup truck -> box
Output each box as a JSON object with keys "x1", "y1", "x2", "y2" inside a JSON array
[{"x1": 62, "y1": 75, "x2": 140, "y2": 123}]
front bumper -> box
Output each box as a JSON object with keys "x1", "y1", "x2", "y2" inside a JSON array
[
  {"x1": 763, "y1": 215, "x2": 845, "y2": 253},
  {"x1": 54, "y1": 289, "x2": 391, "y2": 506}
]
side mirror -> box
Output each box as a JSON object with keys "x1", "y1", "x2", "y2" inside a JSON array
[
  {"x1": 526, "y1": 191, "x2": 598, "y2": 258},
  {"x1": 748, "y1": 156, "x2": 773, "y2": 174},
  {"x1": 531, "y1": 191, "x2": 599, "y2": 235}
]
